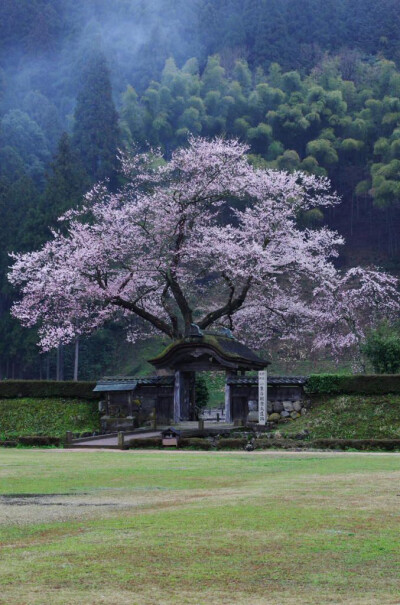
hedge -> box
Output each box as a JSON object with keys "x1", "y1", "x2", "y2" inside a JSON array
[
  {"x1": 3, "y1": 375, "x2": 400, "y2": 399},
  {"x1": 18, "y1": 436, "x2": 61, "y2": 446},
  {"x1": 126, "y1": 437, "x2": 162, "y2": 448},
  {"x1": 0, "y1": 436, "x2": 60, "y2": 447},
  {"x1": 179, "y1": 437, "x2": 212, "y2": 450},
  {"x1": 0, "y1": 398, "x2": 100, "y2": 439},
  {"x1": 216, "y1": 438, "x2": 248, "y2": 450},
  {"x1": 0, "y1": 380, "x2": 98, "y2": 399},
  {"x1": 306, "y1": 374, "x2": 400, "y2": 395},
  {"x1": 255, "y1": 438, "x2": 307, "y2": 449}
]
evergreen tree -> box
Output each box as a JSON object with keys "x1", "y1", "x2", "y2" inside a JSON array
[
  {"x1": 72, "y1": 51, "x2": 120, "y2": 183},
  {"x1": 41, "y1": 133, "x2": 90, "y2": 234},
  {"x1": 251, "y1": 0, "x2": 289, "y2": 69}
]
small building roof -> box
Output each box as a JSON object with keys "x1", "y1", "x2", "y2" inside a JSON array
[
  {"x1": 148, "y1": 333, "x2": 270, "y2": 372},
  {"x1": 93, "y1": 376, "x2": 174, "y2": 392}
]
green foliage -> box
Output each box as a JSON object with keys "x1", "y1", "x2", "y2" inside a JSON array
[
  {"x1": 195, "y1": 374, "x2": 209, "y2": 411},
  {"x1": 37, "y1": 133, "x2": 90, "y2": 241},
  {"x1": 306, "y1": 138, "x2": 338, "y2": 165},
  {"x1": 306, "y1": 374, "x2": 343, "y2": 394},
  {"x1": 0, "y1": 110, "x2": 50, "y2": 183},
  {"x1": 0, "y1": 398, "x2": 100, "y2": 439},
  {"x1": 362, "y1": 323, "x2": 400, "y2": 373}
]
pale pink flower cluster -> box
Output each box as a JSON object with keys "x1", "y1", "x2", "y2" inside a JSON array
[{"x1": 8, "y1": 137, "x2": 399, "y2": 356}]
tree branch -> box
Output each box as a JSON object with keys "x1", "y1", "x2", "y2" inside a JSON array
[
  {"x1": 198, "y1": 277, "x2": 252, "y2": 330},
  {"x1": 110, "y1": 295, "x2": 174, "y2": 338},
  {"x1": 166, "y1": 269, "x2": 193, "y2": 334},
  {"x1": 161, "y1": 282, "x2": 179, "y2": 338}
]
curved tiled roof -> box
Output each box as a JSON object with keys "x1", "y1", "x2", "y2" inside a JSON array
[
  {"x1": 148, "y1": 333, "x2": 270, "y2": 371},
  {"x1": 93, "y1": 376, "x2": 174, "y2": 391}
]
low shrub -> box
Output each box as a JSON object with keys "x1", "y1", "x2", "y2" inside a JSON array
[
  {"x1": 127, "y1": 437, "x2": 162, "y2": 449},
  {"x1": 0, "y1": 440, "x2": 18, "y2": 447},
  {"x1": 18, "y1": 436, "x2": 61, "y2": 446},
  {"x1": 216, "y1": 438, "x2": 247, "y2": 450},
  {"x1": 179, "y1": 438, "x2": 212, "y2": 450},
  {"x1": 312, "y1": 438, "x2": 400, "y2": 451}
]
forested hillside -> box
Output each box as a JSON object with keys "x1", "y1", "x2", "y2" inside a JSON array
[{"x1": 1, "y1": 0, "x2": 400, "y2": 378}]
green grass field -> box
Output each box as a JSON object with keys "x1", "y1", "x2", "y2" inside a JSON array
[{"x1": 0, "y1": 449, "x2": 399, "y2": 604}]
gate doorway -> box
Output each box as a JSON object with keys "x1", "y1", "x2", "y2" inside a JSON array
[{"x1": 149, "y1": 328, "x2": 269, "y2": 424}]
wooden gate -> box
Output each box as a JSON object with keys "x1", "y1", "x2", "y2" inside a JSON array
[
  {"x1": 156, "y1": 395, "x2": 173, "y2": 424},
  {"x1": 232, "y1": 396, "x2": 248, "y2": 423}
]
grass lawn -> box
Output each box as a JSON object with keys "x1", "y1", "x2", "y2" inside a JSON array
[{"x1": 0, "y1": 450, "x2": 399, "y2": 604}]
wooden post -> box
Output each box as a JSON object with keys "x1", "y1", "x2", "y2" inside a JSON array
[
  {"x1": 56, "y1": 346, "x2": 60, "y2": 381},
  {"x1": 198, "y1": 419, "x2": 204, "y2": 430},
  {"x1": 65, "y1": 431, "x2": 72, "y2": 445},
  {"x1": 128, "y1": 392, "x2": 133, "y2": 418},
  {"x1": 191, "y1": 373, "x2": 196, "y2": 421},
  {"x1": 225, "y1": 371, "x2": 232, "y2": 423},
  {"x1": 56, "y1": 345, "x2": 64, "y2": 381},
  {"x1": 73, "y1": 338, "x2": 79, "y2": 382},
  {"x1": 173, "y1": 371, "x2": 182, "y2": 423},
  {"x1": 177, "y1": 371, "x2": 191, "y2": 421},
  {"x1": 118, "y1": 432, "x2": 125, "y2": 449}
]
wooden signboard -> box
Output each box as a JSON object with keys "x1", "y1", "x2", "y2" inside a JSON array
[
  {"x1": 258, "y1": 370, "x2": 268, "y2": 425},
  {"x1": 162, "y1": 437, "x2": 179, "y2": 447}
]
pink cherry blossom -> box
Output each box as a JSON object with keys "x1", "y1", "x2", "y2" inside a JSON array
[{"x1": 8, "y1": 137, "x2": 400, "y2": 360}]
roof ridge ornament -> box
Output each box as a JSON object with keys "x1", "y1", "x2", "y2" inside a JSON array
[
  {"x1": 219, "y1": 327, "x2": 234, "y2": 339},
  {"x1": 189, "y1": 323, "x2": 203, "y2": 338}
]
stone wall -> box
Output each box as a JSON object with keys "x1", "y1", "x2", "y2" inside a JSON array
[{"x1": 266, "y1": 397, "x2": 310, "y2": 422}]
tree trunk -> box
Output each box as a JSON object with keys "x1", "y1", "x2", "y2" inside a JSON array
[
  {"x1": 56, "y1": 345, "x2": 64, "y2": 381},
  {"x1": 73, "y1": 339, "x2": 79, "y2": 382}
]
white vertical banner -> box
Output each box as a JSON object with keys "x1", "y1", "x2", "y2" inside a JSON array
[{"x1": 258, "y1": 369, "x2": 268, "y2": 425}]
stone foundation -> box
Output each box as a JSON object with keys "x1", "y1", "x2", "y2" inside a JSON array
[{"x1": 247, "y1": 398, "x2": 310, "y2": 424}]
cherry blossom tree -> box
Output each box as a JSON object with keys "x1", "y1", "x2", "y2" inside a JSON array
[{"x1": 8, "y1": 137, "x2": 400, "y2": 361}]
